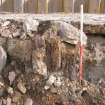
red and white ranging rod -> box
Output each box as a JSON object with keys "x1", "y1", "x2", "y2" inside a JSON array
[{"x1": 80, "y1": 4, "x2": 84, "y2": 81}]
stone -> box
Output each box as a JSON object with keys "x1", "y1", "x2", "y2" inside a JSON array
[
  {"x1": 2, "y1": 99, "x2": 7, "y2": 105},
  {"x1": 54, "y1": 21, "x2": 87, "y2": 45},
  {"x1": 54, "y1": 76, "x2": 62, "y2": 87},
  {"x1": 0, "y1": 87, "x2": 5, "y2": 97},
  {"x1": 32, "y1": 49, "x2": 47, "y2": 77},
  {"x1": 24, "y1": 98, "x2": 33, "y2": 105},
  {"x1": 20, "y1": 33, "x2": 27, "y2": 39},
  {"x1": 0, "y1": 46, "x2": 7, "y2": 73},
  {"x1": 12, "y1": 91, "x2": 22, "y2": 103},
  {"x1": 7, "y1": 39, "x2": 32, "y2": 62},
  {"x1": 1, "y1": 29, "x2": 11, "y2": 38},
  {"x1": 6, "y1": 98, "x2": 11, "y2": 105},
  {"x1": 7, "y1": 87, "x2": 14, "y2": 95},
  {"x1": 23, "y1": 17, "x2": 39, "y2": 32},
  {"x1": 46, "y1": 75, "x2": 56, "y2": 86},
  {"x1": 17, "y1": 82, "x2": 26, "y2": 94},
  {"x1": 12, "y1": 29, "x2": 21, "y2": 38},
  {"x1": 8, "y1": 71, "x2": 16, "y2": 85},
  {"x1": 2, "y1": 21, "x2": 10, "y2": 27}
]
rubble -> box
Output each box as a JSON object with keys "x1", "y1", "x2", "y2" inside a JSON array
[{"x1": 0, "y1": 16, "x2": 104, "y2": 105}]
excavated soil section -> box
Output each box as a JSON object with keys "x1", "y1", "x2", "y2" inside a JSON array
[{"x1": 0, "y1": 16, "x2": 104, "y2": 105}]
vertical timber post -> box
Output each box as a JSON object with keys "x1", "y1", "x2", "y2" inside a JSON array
[
  {"x1": 0, "y1": 0, "x2": 2, "y2": 12},
  {"x1": 46, "y1": 0, "x2": 49, "y2": 13},
  {"x1": 14, "y1": 0, "x2": 24, "y2": 13}
]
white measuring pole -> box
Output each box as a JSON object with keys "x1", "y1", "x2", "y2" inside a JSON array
[
  {"x1": 80, "y1": 4, "x2": 84, "y2": 81},
  {"x1": 80, "y1": 4, "x2": 83, "y2": 46}
]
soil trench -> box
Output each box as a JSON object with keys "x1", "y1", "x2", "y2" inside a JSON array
[{"x1": 0, "y1": 16, "x2": 104, "y2": 105}]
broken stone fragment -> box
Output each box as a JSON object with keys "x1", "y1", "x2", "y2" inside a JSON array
[
  {"x1": 47, "y1": 75, "x2": 56, "y2": 86},
  {"x1": 24, "y1": 98, "x2": 33, "y2": 105},
  {"x1": 0, "y1": 46, "x2": 7, "y2": 73},
  {"x1": 6, "y1": 97, "x2": 11, "y2": 105},
  {"x1": 45, "y1": 72, "x2": 63, "y2": 90},
  {"x1": 7, "y1": 87, "x2": 14, "y2": 95},
  {"x1": 8, "y1": 71, "x2": 16, "y2": 85},
  {"x1": 23, "y1": 17, "x2": 39, "y2": 32},
  {"x1": 1, "y1": 29, "x2": 11, "y2": 38},
  {"x1": 2, "y1": 21, "x2": 10, "y2": 27},
  {"x1": 32, "y1": 49, "x2": 47, "y2": 77},
  {"x1": 12, "y1": 29, "x2": 21, "y2": 38},
  {"x1": 17, "y1": 82, "x2": 26, "y2": 94},
  {"x1": 20, "y1": 33, "x2": 27, "y2": 39}
]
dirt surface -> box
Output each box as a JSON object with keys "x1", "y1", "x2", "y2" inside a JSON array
[{"x1": 0, "y1": 17, "x2": 104, "y2": 105}]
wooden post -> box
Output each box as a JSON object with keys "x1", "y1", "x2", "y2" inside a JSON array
[
  {"x1": 0, "y1": 0, "x2": 2, "y2": 12},
  {"x1": 46, "y1": 0, "x2": 49, "y2": 13},
  {"x1": 48, "y1": 0, "x2": 63, "y2": 13},
  {"x1": 64, "y1": 0, "x2": 73, "y2": 13},
  {"x1": 38, "y1": 0, "x2": 46, "y2": 13},
  {"x1": 27, "y1": 0, "x2": 37, "y2": 13},
  {"x1": 88, "y1": 0, "x2": 100, "y2": 13},
  {"x1": 0, "y1": 0, "x2": 14, "y2": 12},
  {"x1": 14, "y1": 0, "x2": 24, "y2": 13}
]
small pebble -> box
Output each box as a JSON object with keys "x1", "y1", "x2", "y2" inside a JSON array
[
  {"x1": 17, "y1": 82, "x2": 26, "y2": 94},
  {"x1": 2, "y1": 21, "x2": 10, "y2": 27},
  {"x1": 7, "y1": 87, "x2": 14, "y2": 95},
  {"x1": 7, "y1": 97, "x2": 11, "y2": 105},
  {"x1": 8, "y1": 71, "x2": 16, "y2": 85},
  {"x1": 24, "y1": 98, "x2": 33, "y2": 105}
]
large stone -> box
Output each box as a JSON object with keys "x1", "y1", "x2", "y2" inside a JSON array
[
  {"x1": 32, "y1": 49, "x2": 47, "y2": 77},
  {"x1": 55, "y1": 21, "x2": 87, "y2": 45},
  {"x1": 0, "y1": 46, "x2": 7, "y2": 73},
  {"x1": 7, "y1": 39, "x2": 32, "y2": 62}
]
